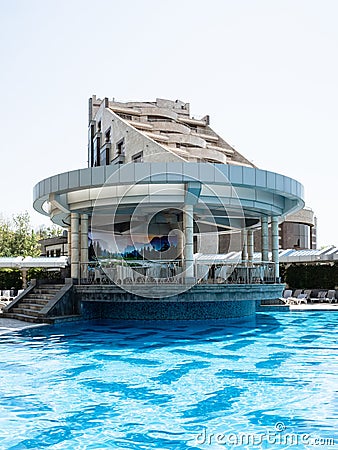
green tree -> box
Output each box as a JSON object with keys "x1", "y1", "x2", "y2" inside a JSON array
[
  {"x1": 0, "y1": 220, "x2": 14, "y2": 257},
  {"x1": 37, "y1": 224, "x2": 63, "y2": 240},
  {"x1": 0, "y1": 212, "x2": 41, "y2": 257}
]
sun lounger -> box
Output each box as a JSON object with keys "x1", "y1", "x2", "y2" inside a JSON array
[
  {"x1": 304, "y1": 289, "x2": 312, "y2": 300},
  {"x1": 312, "y1": 291, "x2": 328, "y2": 303},
  {"x1": 287, "y1": 293, "x2": 308, "y2": 305},
  {"x1": 279, "y1": 289, "x2": 293, "y2": 304},
  {"x1": 292, "y1": 289, "x2": 303, "y2": 298},
  {"x1": 325, "y1": 290, "x2": 337, "y2": 303}
]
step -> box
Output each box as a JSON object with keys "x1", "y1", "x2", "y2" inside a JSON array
[
  {"x1": 38, "y1": 285, "x2": 64, "y2": 290},
  {"x1": 32, "y1": 290, "x2": 58, "y2": 296},
  {"x1": 21, "y1": 298, "x2": 50, "y2": 305},
  {"x1": 14, "y1": 303, "x2": 44, "y2": 311},
  {"x1": 36, "y1": 285, "x2": 63, "y2": 289},
  {"x1": 11, "y1": 308, "x2": 39, "y2": 317},
  {"x1": 2, "y1": 313, "x2": 42, "y2": 323},
  {"x1": 25, "y1": 294, "x2": 54, "y2": 301},
  {"x1": 50, "y1": 315, "x2": 82, "y2": 323}
]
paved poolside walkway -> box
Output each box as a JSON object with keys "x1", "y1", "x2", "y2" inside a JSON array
[
  {"x1": 289, "y1": 303, "x2": 338, "y2": 311},
  {"x1": 0, "y1": 317, "x2": 48, "y2": 335}
]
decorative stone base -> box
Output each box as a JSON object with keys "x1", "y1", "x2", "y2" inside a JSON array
[{"x1": 76, "y1": 283, "x2": 284, "y2": 320}]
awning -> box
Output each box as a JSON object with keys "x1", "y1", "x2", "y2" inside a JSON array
[{"x1": 0, "y1": 256, "x2": 69, "y2": 269}]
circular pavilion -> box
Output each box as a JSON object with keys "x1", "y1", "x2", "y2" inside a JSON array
[{"x1": 33, "y1": 96, "x2": 304, "y2": 318}]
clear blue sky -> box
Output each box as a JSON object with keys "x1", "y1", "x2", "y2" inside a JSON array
[{"x1": 0, "y1": 0, "x2": 337, "y2": 246}]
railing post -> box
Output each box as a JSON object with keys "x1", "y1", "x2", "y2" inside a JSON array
[
  {"x1": 271, "y1": 216, "x2": 280, "y2": 282},
  {"x1": 183, "y1": 204, "x2": 194, "y2": 283},
  {"x1": 241, "y1": 229, "x2": 248, "y2": 263},
  {"x1": 261, "y1": 216, "x2": 269, "y2": 263},
  {"x1": 71, "y1": 213, "x2": 80, "y2": 280},
  {"x1": 80, "y1": 214, "x2": 89, "y2": 281}
]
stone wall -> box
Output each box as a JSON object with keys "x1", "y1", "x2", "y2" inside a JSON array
[{"x1": 76, "y1": 283, "x2": 283, "y2": 320}]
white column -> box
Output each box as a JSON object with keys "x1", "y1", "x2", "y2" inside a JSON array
[
  {"x1": 183, "y1": 204, "x2": 194, "y2": 282},
  {"x1": 261, "y1": 216, "x2": 269, "y2": 263},
  {"x1": 174, "y1": 225, "x2": 184, "y2": 266},
  {"x1": 271, "y1": 216, "x2": 280, "y2": 281},
  {"x1": 248, "y1": 229, "x2": 254, "y2": 263},
  {"x1": 241, "y1": 229, "x2": 248, "y2": 262},
  {"x1": 80, "y1": 214, "x2": 89, "y2": 280},
  {"x1": 71, "y1": 213, "x2": 80, "y2": 279}
]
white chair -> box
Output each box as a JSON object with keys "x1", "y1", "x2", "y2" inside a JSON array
[
  {"x1": 317, "y1": 291, "x2": 328, "y2": 303},
  {"x1": 279, "y1": 289, "x2": 292, "y2": 304},
  {"x1": 1, "y1": 290, "x2": 13, "y2": 301},
  {"x1": 215, "y1": 265, "x2": 229, "y2": 283},
  {"x1": 94, "y1": 268, "x2": 104, "y2": 284},
  {"x1": 196, "y1": 264, "x2": 209, "y2": 283},
  {"x1": 287, "y1": 293, "x2": 308, "y2": 305},
  {"x1": 324, "y1": 290, "x2": 336, "y2": 303}
]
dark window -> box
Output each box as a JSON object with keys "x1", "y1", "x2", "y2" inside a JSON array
[
  {"x1": 56, "y1": 249, "x2": 61, "y2": 257},
  {"x1": 100, "y1": 144, "x2": 110, "y2": 166},
  {"x1": 105, "y1": 128, "x2": 111, "y2": 143},
  {"x1": 89, "y1": 123, "x2": 95, "y2": 167},
  {"x1": 94, "y1": 136, "x2": 101, "y2": 166},
  {"x1": 116, "y1": 138, "x2": 125, "y2": 155},
  {"x1": 132, "y1": 151, "x2": 143, "y2": 163},
  {"x1": 98, "y1": 120, "x2": 102, "y2": 132}
]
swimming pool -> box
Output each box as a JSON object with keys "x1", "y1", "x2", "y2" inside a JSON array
[{"x1": 0, "y1": 312, "x2": 337, "y2": 449}]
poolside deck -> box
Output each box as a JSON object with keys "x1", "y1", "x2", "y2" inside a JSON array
[
  {"x1": 259, "y1": 302, "x2": 338, "y2": 312},
  {"x1": 289, "y1": 303, "x2": 338, "y2": 311},
  {"x1": 0, "y1": 317, "x2": 48, "y2": 335}
]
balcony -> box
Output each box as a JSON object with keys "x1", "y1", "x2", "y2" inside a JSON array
[
  {"x1": 167, "y1": 133, "x2": 206, "y2": 148},
  {"x1": 151, "y1": 121, "x2": 190, "y2": 134},
  {"x1": 111, "y1": 154, "x2": 125, "y2": 165}
]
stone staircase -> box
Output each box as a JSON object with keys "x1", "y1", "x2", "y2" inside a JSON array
[{"x1": 3, "y1": 282, "x2": 79, "y2": 323}]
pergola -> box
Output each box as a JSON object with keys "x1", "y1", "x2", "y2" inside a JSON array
[{"x1": 0, "y1": 257, "x2": 68, "y2": 287}]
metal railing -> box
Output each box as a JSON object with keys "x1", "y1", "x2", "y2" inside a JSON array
[{"x1": 77, "y1": 260, "x2": 277, "y2": 286}]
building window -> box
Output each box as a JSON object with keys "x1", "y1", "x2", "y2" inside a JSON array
[
  {"x1": 98, "y1": 120, "x2": 102, "y2": 132},
  {"x1": 132, "y1": 151, "x2": 143, "y2": 163},
  {"x1": 105, "y1": 128, "x2": 111, "y2": 143},
  {"x1": 89, "y1": 123, "x2": 95, "y2": 167},
  {"x1": 94, "y1": 135, "x2": 101, "y2": 166},
  {"x1": 116, "y1": 138, "x2": 125, "y2": 156},
  {"x1": 100, "y1": 147, "x2": 110, "y2": 166}
]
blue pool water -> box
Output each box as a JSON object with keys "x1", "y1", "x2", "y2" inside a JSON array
[{"x1": 0, "y1": 312, "x2": 337, "y2": 449}]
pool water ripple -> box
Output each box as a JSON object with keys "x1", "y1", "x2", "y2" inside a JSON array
[{"x1": 0, "y1": 312, "x2": 337, "y2": 449}]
